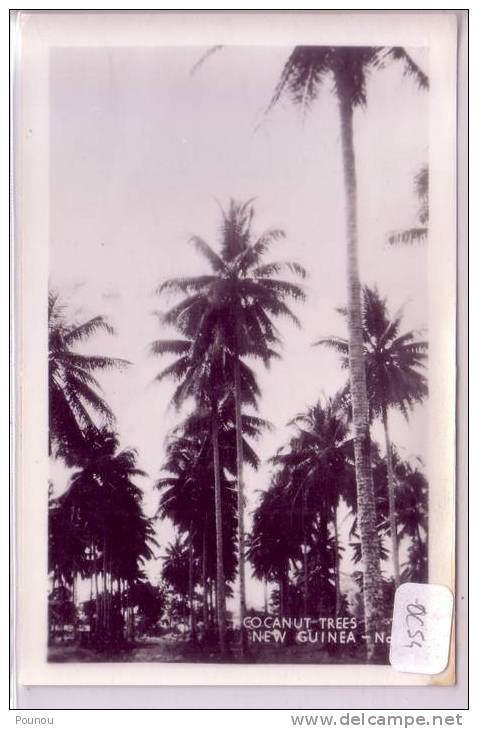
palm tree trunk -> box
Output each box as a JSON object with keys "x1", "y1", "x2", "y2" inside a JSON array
[
  {"x1": 333, "y1": 504, "x2": 341, "y2": 617},
  {"x1": 382, "y1": 406, "x2": 400, "y2": 588},
  {"x1": 202, "y1": 528, "x2": 208, "y2": 629},
  {"x1": 283, "y1": 566, "x2": 290, "y2": 617},
  {"x1": 233, "y1": 343, "x2": 247, "y2": 657},
  {"x1": 211, "y1": 411, "x2": 227, "y2": 654},
  {"x1": 94, "y1": 557, "x2": 99, "y2": 638},
  {"x1": 188, "y1": 528, "x2": 197, "y2": 641},
  {"x1": 302, "y1": 488, "x2": 308, "y2": 616},
  {"x1": 415, "y1": 526, "x2": 426, "y2": 581},
  {"x1": 337, "y1": 84, "x2": 384, "y2": 659},
  {"x1": 72, "y1": 573, "x2": 78, "y2": 642},
  {"x1": 263, "y1": 579, "x2": 268, "y2": 614}
]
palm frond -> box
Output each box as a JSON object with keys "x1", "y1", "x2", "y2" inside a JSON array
[
  {"x1": 64, "y1": 316, "x2": 115, "y2": 344},
  {"x1": 189, "y1": 235, "x2": 226, "y2": 273},
  {"x1": 381, "y1": 47, "x2": 429, "y2": 90}
]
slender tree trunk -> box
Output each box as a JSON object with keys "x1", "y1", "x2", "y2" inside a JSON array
[
  {"x1": 188, "y1": 528, "x2": 197, "y2": 641},
  {"x1": 263, "y1": 579, "x2": 268, "y2": 614},
  {"x1": 382, "y1": 406, "x2": 400, "y2": 588},
  {"x1": 209, "y1": 579, "x2": 216, "y2": 627},
  {"x1": 72, "y1": 573, "x2": 78, "y2": 642},
  {"x1": 211, "y1": 412, "x2": 227, "y2": 654},
  {"x1": 302, "y1": 489, "x2": 308, "y2": 616},
  {"x1": 102, "y1": 536, "x2": 108, "y2": 636},
  {"x1": 333, "y1": 504, "x2": 342, "y2": 617},
  {"x1": 283, "y1": 566, "x2": 290, "y2": 618},
  {"x1": 233, "y1": 341, "x2": 247, "y2": 657},
  {"x1": 337, "y1": 83, "x2": 384, "y2": 659},
  {"x1": 94, "y1": 557, "x2": 99, "y2": 638},
  {"x1": 130, "y1": 579, "x2": 136, "y2": 641},
  {"x1": 415, "y1": 527, "x2": 426, "y2": 581},
  {"x1": 202, "y1": 528, "x2": 208, "y2": 629}
]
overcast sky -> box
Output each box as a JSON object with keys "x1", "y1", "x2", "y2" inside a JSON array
[{"x1": 50, "y1": 45, "x2": 428, "y2": 610}]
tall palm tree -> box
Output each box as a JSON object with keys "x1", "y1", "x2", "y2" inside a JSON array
[
  {"x1": 269, "y1": 45, "x2": 428, "y2": 657},
  {"x1": 318, "y1": 286, "x2": 427, "y2": 588},
  {"x1": 151, "y1": 325, "x2": 264, "y2": 653},
  {"x1": 157, "y1": 199, "x2": 305, "y2": 654},
  {"x1": 48, "y1": 291, "x2": 129, "y2": 465}
]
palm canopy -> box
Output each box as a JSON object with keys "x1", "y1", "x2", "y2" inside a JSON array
[
  {"x1": 271, "y1": 394, "x2": 355, "y2": 517},
  {"x1": 157, "y1": 199, "x2": 306, "y2": 364},
  {"x1": 157, "y1": 427, "x2": 238, "y2": 584},
  {"x1": 248, "y1": 476, "x2": 303, "y2": 583},
  {"x1": 50, "y1": 429, "x2": 155, "y2": 585},
  {"x1": 316, "y1": 286, "x2": 428, "y2": 419},
  {"x1": 162, "y1": 535, "x2": 194, "y2": 598},
  {"x1": 269, "y1": 46, "x2": 428, "y2": 112},
  {"x1": 150, "y1": 332, "x2": 262, "y2": 412},
  {"x1": 49, "y1": 291, "x2": 129, "y2": 464}
]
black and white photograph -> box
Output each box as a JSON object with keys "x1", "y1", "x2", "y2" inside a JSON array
[{"x1": 14, "y1": 11, "x2": 458, "y2": 686}]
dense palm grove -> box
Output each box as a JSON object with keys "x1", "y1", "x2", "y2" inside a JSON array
[{"x1": 48, "y1": 45, "x2": 429, "y2": 663}]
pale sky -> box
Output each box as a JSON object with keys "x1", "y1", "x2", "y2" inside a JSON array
[{"x1": 50, "y1": 45, "x2": 428, "y2": 611}]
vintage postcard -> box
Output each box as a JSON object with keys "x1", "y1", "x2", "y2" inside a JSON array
[{"x1": 13, "y1": 11, "x2": 457, "y2": 686}]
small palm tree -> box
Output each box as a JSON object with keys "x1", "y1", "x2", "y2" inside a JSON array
[
  {"x1": 156, "y1": 199, "x2": 305, "y2": 654},
  {"x1": 268, "y1": 45, "x2": 428, "y2": 657},
  {"x1": 49, "y1": 291, "x2": 129, "y2": 464},
  {"x1": 318, "y1": 286, "x2": 427, "y2": 588}
]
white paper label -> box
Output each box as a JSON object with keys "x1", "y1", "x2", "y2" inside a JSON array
[{"x1": 390, "y1": 583, "x2": 453, "y2": 675}]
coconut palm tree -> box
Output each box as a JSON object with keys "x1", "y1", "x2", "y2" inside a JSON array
[
  {"x1": 317, "y1": 286, "x2": 427, "y2": 588},
  {"x1": 393, "y1": 458, "x2": 428, "y2": 583},
  {"x1": 151, "y1": 332, "x2": 231, "y2": 653},
  {"x1": 157, "y1": 416, "x2": 257, "y2": 640},
  {"x1": 271, "y1": 394, "x2": 356, "y2": 616},
  {"x1": 156, "y1": 200, "x2": 305, "y2": 654},
  {"x1": 50, "y1": 429, "x2": 155, "y2": 647},
  {"x1": 151, "y1": 324, "x2": 265, "y2": 653},
  {"x1": 268, "y1": 45, "x2": 428, "y2": 657},
  {"x1": 48, "y1": 291, "x2": 129, "y2": 465},
  {"x1": 248, "y1": 477, "x2": 303, "y2": 619},
  {"x1": 162, "y1": 535, "x2": 194, "y2": 631}
]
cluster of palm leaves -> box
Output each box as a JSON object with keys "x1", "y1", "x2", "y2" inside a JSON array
[{"x1": 48, "y1": 294, "x2": 157, "y2": 649}]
